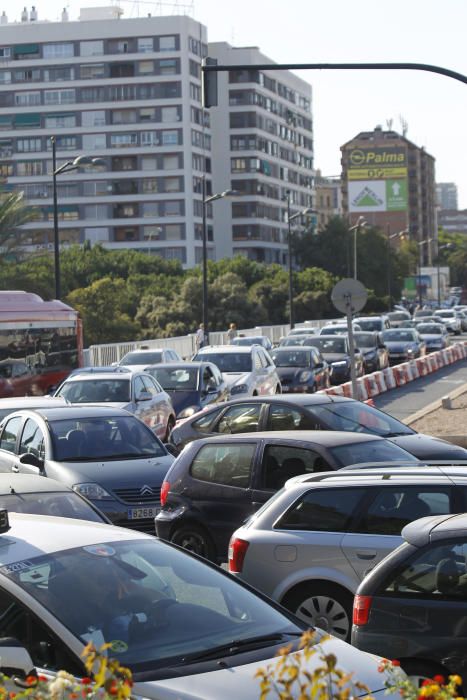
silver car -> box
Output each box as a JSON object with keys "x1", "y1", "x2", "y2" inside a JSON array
[
  {"x1": 54, "y1": 368, "x2": 176, "y2": 441},
  {"x1": 229, "y1": 465, "x2": 467, "y2": 641}
]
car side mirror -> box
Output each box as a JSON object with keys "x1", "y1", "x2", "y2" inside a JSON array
[
  {"x1": 164, "y1": 443, "x2": 178, "y2": 457},
  {"x1": 19, "y1": 453, "x2": 44, "y2": 472},
  {"x1": 136, "y1": 390, "x2": 152, "y2": 402},
  {"x1": 314, "y1": 362, "x2": 324, "y2": 369},
  {"x1": 0, "y1": 637, "x2": 36, "y2": 678},
  {"x1": 353, "y1": 347, "x2": 360, "y2": 354}
]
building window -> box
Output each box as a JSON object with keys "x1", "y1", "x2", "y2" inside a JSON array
[
  {"x1": 15, "y1": 91, "x2": 40, "y2": 106},
  {"x1": 108, "y1": 39, "x2": 132, "y2": 54},
  {"x1": 0, "y1": 70, "x2": 10, "y2": 83},
  {"x1": 82, "y1": 133, "x2": 106, "y2": 150},
  {"x1": 82, "y1": 181, "x2": 110, "y2": 196},
  {"x1": 110, "y1": 133, "x2": 138, "y2": 148},
  {"x1": 164, "y1": 200, "x2": 183, "y2": 216},
  {"x1": 44, "y1": 89, "x2": 75, "y2": 105},
  {"x1": 158, "y1": 58, "x2": 178, "y2": 75},
  {"x1": 17, "y1": 161, "x2": 43, "y2": 176},
  {"x1": 16, "y1": 137, "x2": 42, "y2": 153},
  {"x1": 164, "y1": 177, "x2": 181, "y2": 193},
  {"x1": 114, "y1": 227, "x2": 139, "y2": 242},
  {"x1": 158, "y1": 35, "x2": 177, "y2": 52},
  {"x1": 13, "y1": 44, "x2": 40, "y2": 60},
  {"x1": 80, "y1": 64, "x2": 105, "y2": 79},
  {"x1": 141, "y1": 131, "x2": 159, "y2": 147},
  {"x1": 43, "y1": 43, "x2": 74, "y2": 59},
  {"x1": 141, "y1": 156, "x2": 157, "y2": 170},
  {"x1": 43, "y1": 67, "x2": 74, "y2": 81},
  {"x1": 162, "y1": 130, "x2": 180, "y2": 145},
  {"x1": 164, "y1": 154, "x2": 181, "y2": 170},
  {"x1": 110, "y1": 63, "x2": 135, "y2": 78},
  {"x1": 114, "y1": 203, "x2": 138, "y2": 218},
  {"x1": 143, "y1": 225, "x2": 163, "y2": 240},
  {"x1": 165, "y1": 247, "x2": 186, "y2": 262},
  {"x1": 137, "y1": 37, "x2": 153, "y2": 53},
  {"x1": 190, "y1": 83, "x2": 201, "y2": 101},
  {"x1": 112, "y1": 180, "x2": 137, "y2": 195},
  {"x1": 161, "y1": 106, "x2": 179, "y2": 123},
  {"x1": 139, "y1": 60, "x2": 154, "y2": 74},
  {"x1": 84, "y1": 204, "x2": 108, "y2": 220},
  {"x1": 0, "y1": 48, "x2": 11, "y2": 59},
  {"x1": 46, "y1": 135, "x2": 76, "y2": 150},
  {"x1": 80, "y1": 41, "x2": 104, "y2": 56},
  {"x1": 165, "y1": 223, "x2": 184, "y2": 240},
  {"x1": 142, "y1": 179, "x2": 158, "y2": 194},
  {"x1": 189, "y1": 59, "x2": 200, "y2": 78},
  {"x1": 111, "y1": 109, "x2": 137, "y2": 125},
  {"x1": 81, "y1": 110, "x2": 106, "y2": 127},
  {"x1": 14, "y1": 113, "x2": 41, "y2": 128},
  {"x1": 142, "y1": 202, "x2": 159, "y2": 217},
  {"x1": 139, "y1": 107, "x2": 155, "y2": 122}
]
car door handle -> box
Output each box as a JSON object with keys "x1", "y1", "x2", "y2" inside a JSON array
[
  {"x1": 355, "y1": 550, "x2": 377, "y2": 560},
  {"x1": 11, "y1": 465, "x2": 19, "y2": 473}
]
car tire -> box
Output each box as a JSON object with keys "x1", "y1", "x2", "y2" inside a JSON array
[
  {"x1": 282, "y1": 582, "x2": 353, "y2": 641},
  {"x1": 170, "y1": 524, "x2": 216, "y2": 562},
  {"x1": 164, "y1": 416, "x2": 176, "y2": 442},
  {"x1": 401, "y1": 660, "x2": 449, "y2": 688}
]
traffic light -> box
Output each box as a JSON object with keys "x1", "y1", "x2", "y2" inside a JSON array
[{"x1": 202, "y1": 57, "x2": 218, "y2": 108}]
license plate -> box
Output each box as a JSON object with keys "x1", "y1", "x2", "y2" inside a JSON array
[
  {"x1": 127, "y1": 506, "x2": 161, "y2": 520},
  {"x1": 281, "y1": 386, "x2": 290, "y2": 392}
]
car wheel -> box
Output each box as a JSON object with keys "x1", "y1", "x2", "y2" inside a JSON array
[
  {"x1": 164, "y1": 416, "x2": 176, "y2": 442},
  {"x1": 282, "y1": 582, "x2": 353, "y2": 641},
  {"x1": 401, "y1": 660, "x2": 449, "y2": 688},
  {"x1": 170, "y1": 524, "x2": 216, "y2": 562}
]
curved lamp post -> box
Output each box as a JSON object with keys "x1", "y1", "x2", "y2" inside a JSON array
[
  {"x1": 386, "y1": 227, "x2": 409, "y2": 309},
  {"x1": 51, "y1": 136, "x2": 105, "y2": 300},
  {"x1": 201, "y1": 185, "x2": 241, "y2": 339},
  {"x1": 349, "y1": 216, "x2": 367, "y2": 280},
  {"x1": 285, "y1": 195, "x2": 317, "y2": 329}
]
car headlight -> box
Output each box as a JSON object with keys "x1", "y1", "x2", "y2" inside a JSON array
[
  {"x1": 230, "y1": 383, "x2": 249, "y2": 395},
  {"x1": 73, "y1": 483, "x2": 113, "y2": 500},
  {"x1": 406, "y1": 347, "x2": 415, "y2": 354},
  {"x1": 177, "y1": 405, "x2": 200, "y2": 419},
  {"x1": 331, "y1": 361, "x2": 348, "y2": 367},
  {"x1": 298, "y1": 371, "x2": 313, "y2": 382}
]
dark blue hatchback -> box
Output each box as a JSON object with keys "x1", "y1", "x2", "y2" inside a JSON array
[{"x1": 144, "y1": 362, "x2": 229, "y2": 419}]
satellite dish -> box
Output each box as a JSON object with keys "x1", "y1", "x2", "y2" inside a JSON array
[{"x1": 331, "y1": 278, "x2": 367, "y2": 315}]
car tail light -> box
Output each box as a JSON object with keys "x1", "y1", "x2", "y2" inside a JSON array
[
  {"x1": 160, "y1": 480, "x2": 170, "y2": 506},
  {"x1": 353, "y1": 595, "x2": 372, "y2": 626},
  {"x1": 228, "y1": 537, "x2": 249, "y2": 573}
]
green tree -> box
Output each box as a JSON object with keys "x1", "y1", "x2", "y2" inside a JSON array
[{"x1": 0, "y1": 191, "x2": 37, "y2": 259}]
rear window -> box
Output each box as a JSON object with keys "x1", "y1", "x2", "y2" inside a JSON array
[
  {"x1": 328, "y1": 439, "x2": 419, "y2": 467},
  {"x1": 190, "y1": 443, "x2": 256, "y2": 488},
  {"x1": 276, "y1": 487, "x2": 366, "y2": 532},
  {"x1": 120, "y1": 352, "x2": 162, "y2": 365}
]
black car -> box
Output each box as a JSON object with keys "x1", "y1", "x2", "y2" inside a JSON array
[
  {"x1": 291, "y1": 335, "x2": 364, "y2": 385},
  {"x1": 143, "y1": 361, "x2": 229, "y2": 419},
  {"x1": 156, "y1": 431, "x2": 419, "y2": 562},
  {"x1": 353, "y1": 332, "x2": 389, "y2": 373},
  {"x1": 352, "y1": 511, "x2": 467, "y2": 685},
  {"x1": 270, "y1": 346, "x2": 330, "y2": 393},
  {"x1": 168, "y1": 394, "x2": 467, "y2": 461},
  {"x1": 381, "y1": 329, "x2": 426, "y2": 365}
]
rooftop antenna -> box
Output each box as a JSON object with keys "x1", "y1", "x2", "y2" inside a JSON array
[
  {"x1": 399, "y1": 115, "x2": 408, "y2": 137},
  {"x1": 386, "y1": 118, "x2": 393, "y2": 130}
]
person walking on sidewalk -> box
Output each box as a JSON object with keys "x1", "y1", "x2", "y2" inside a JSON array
[
  {"x1": 226, "y1": 322, "x2": 237, "y2": 344},
  {"x1": 195, "y1": 323, "x2": 206, "y2": 351}
]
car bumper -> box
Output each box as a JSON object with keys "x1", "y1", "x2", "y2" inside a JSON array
[
  {"x1": 93, "y1": 500, "x2": 161, "y2": 534},
  {"x1": 330, "y1": 366, "x2": 350, "y2": 384}
]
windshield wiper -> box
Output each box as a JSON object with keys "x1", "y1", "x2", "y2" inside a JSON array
[
  {"x1": 381, "y1": 431, "x2": 412, "y2": 437},
  {"x1": 180, "y1": 632, "x2": 302, "y2": 663}
]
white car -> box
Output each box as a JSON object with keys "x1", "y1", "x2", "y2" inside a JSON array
[
  {"x1": 54, "y1": 368, "x2": 176, "y2": 441},
  {"x1": 118, "y1": 347, "x2": 182, "y2": 372},
  {"x1": 192, "y1": 344, "x2": 281, "y2": 398},
  {"x1": 318, "y1": 322, "x2": 361, "y2": 335},
  {"x1": 433, "y1": 309, "x2": 462, "y2": 334},
  {"x1": 0, "y1": 511, "x2": 400, "y2": 699}
]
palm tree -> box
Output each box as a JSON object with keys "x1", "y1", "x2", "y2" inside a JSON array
[{"x1": 0, "y1": 190, "x2": 37, "y2": 259}]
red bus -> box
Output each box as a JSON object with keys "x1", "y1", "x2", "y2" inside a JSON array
[{"x1": 0, "y1": 291, "x2": 83, "y2": 397}]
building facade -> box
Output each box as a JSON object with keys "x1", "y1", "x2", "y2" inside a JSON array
[
  {"x1": 436, "y1": 182, "x2": 458, "y2": 211},
  {"x1": 438, "y1": 209, "x2": 467, "y2": 235},
  {"x1": 0, "y1": 7, "x2": 211, "y2": 266},
  {"x1": 314, "y1": 170, "x2": 341, "y2": 230},
  {"x1": 341, "y1": 126, "x2": 437, "y2": 265},
  {"x1": 208, "y1": 42, "x2": 314, "y2": 264}
]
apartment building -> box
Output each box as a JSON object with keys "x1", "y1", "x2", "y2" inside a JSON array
[
  {"x1": 341, "y1": 126, "x2": 437, "y2": 265},
  {"x1": 208, "y1": 42, "x2": 314, "y2": 264},
  {"x1": 436, "y1": 182, "x2": 458, "y2": 211},
  {"x1": 314, "y1": 170, "x2": 342, "y2": 230},
  {"x1": 0, "y1": 6, "x2": 211, "y2": 267}
]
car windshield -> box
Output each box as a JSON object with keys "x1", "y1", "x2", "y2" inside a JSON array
[
  {"x1": 388, "y1": 312, "x2": 409, "y2": 321},
  {"x1": 0, "y1": 491, "x2": 104, "y2": 522},
  {"x1": 435, "y1": 311, "x2": 454, "y2": 318},
  {"x1": 57, "y1": 379, "x2": 131, "y2": 403},
  {"x1": 271, "y1": 350, "x2": 311, "y2": 367},
  {"x1": 7, "y1": 539, "x2": 302, "y2": 674},
  {"x1": 320, "y1": 326, "x2": 347, "y2": 336},
  {"x1": 232, "y1": 337, "x2": 264, "y2": 346},
  {"x1": 305, "y1": 401, "x2": 414, "y2": 437},
  {"x1": 289, "y1": 328, "x2": 315, "y2": 336},
  {"x1": 50, "y1": 416, "x2": 166, "y2": 460},
  {"x1": 147, "y1": 367, "x2": 198, "y2": 391},
  {"x1": 303, "y1": 337, "x2": 347, "y2": 354},
  {"x1": 381, "y1": 330, "x2": 416, "y2": 342},
  {"x1": 280, "y1": 336, "x2": 316, "y2": 347},
  {"x1": 417, "y1": 324, "x2": 443, "y2": 334},
  {"x1": 194, "y1": 353, "x2": 252, "y2": 373},
  {"x1": 353, "y1": 333, "x2": 376, "y2": 348},
  {"x1": 120, "y1": 352, "x2": 163, "y2": 365},
  {"x1": 329, "y1": 439, "x2": 419, "y2": 467},
  {"x1": 355, "y1": 319, "x2": 382, "y2": 331}
]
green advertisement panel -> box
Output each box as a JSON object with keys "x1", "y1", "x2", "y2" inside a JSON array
[{"x1": 386, "y1": 179, "x2": 407, "y2": 211}]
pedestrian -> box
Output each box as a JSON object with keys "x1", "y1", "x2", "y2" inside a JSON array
[
  {"x1": 226, "y1": 322, "x2": 237, "y2": 344},
  {"x1": 195, "y1": 323, "x2": 206, "y2": 351}
]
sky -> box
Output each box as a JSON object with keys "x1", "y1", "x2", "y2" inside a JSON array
[{"x1": 15, "y1": 0, "x2": 467, "y2": 208}]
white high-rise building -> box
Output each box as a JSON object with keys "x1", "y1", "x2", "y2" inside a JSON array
[{"x1": 0, "y1": 7, "x2": 314, "y2": 268}]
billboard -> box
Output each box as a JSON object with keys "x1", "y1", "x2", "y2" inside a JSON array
[
  {"x1": 348, "y1": 179, "x2": 407, "y2": 212},
  {"x1": 346, "y1": 145, "x2": 408, "y2": 213}
]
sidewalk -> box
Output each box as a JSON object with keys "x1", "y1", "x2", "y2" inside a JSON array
[{"x1": 406, "y1": 381, "x2": 467, "y2": 448}]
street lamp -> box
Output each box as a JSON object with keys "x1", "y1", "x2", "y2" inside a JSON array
[
  {"x1": 416, "y1": 238, "x2": 433, "y2": 307},
  {"x1": 436, "y1": 243, "x2": 455, "y2": 306},
  {"x1": 386, "y1": 227, "x2": 408, "y2": 310},
  {"x1": 51, "y1": 136, "x2": 105, "y2": 300},
  {"x1": 285, "y1": 195, "x2": 316, "y2": 330},
  {"x1": 349, "y1": 216, "x2": 367, "y2": 280},
  {"x1": 201, "y1": 183, "x2": 241, "y2": 339}
]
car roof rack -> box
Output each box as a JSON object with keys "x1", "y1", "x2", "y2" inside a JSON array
[{"x1": 70, "y1": 366, "x2": 132, "y2": 375}]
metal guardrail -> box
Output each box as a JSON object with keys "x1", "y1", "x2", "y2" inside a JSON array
[{"x1": 83, "y1": 319, "x2": 342, "y2": 366}]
